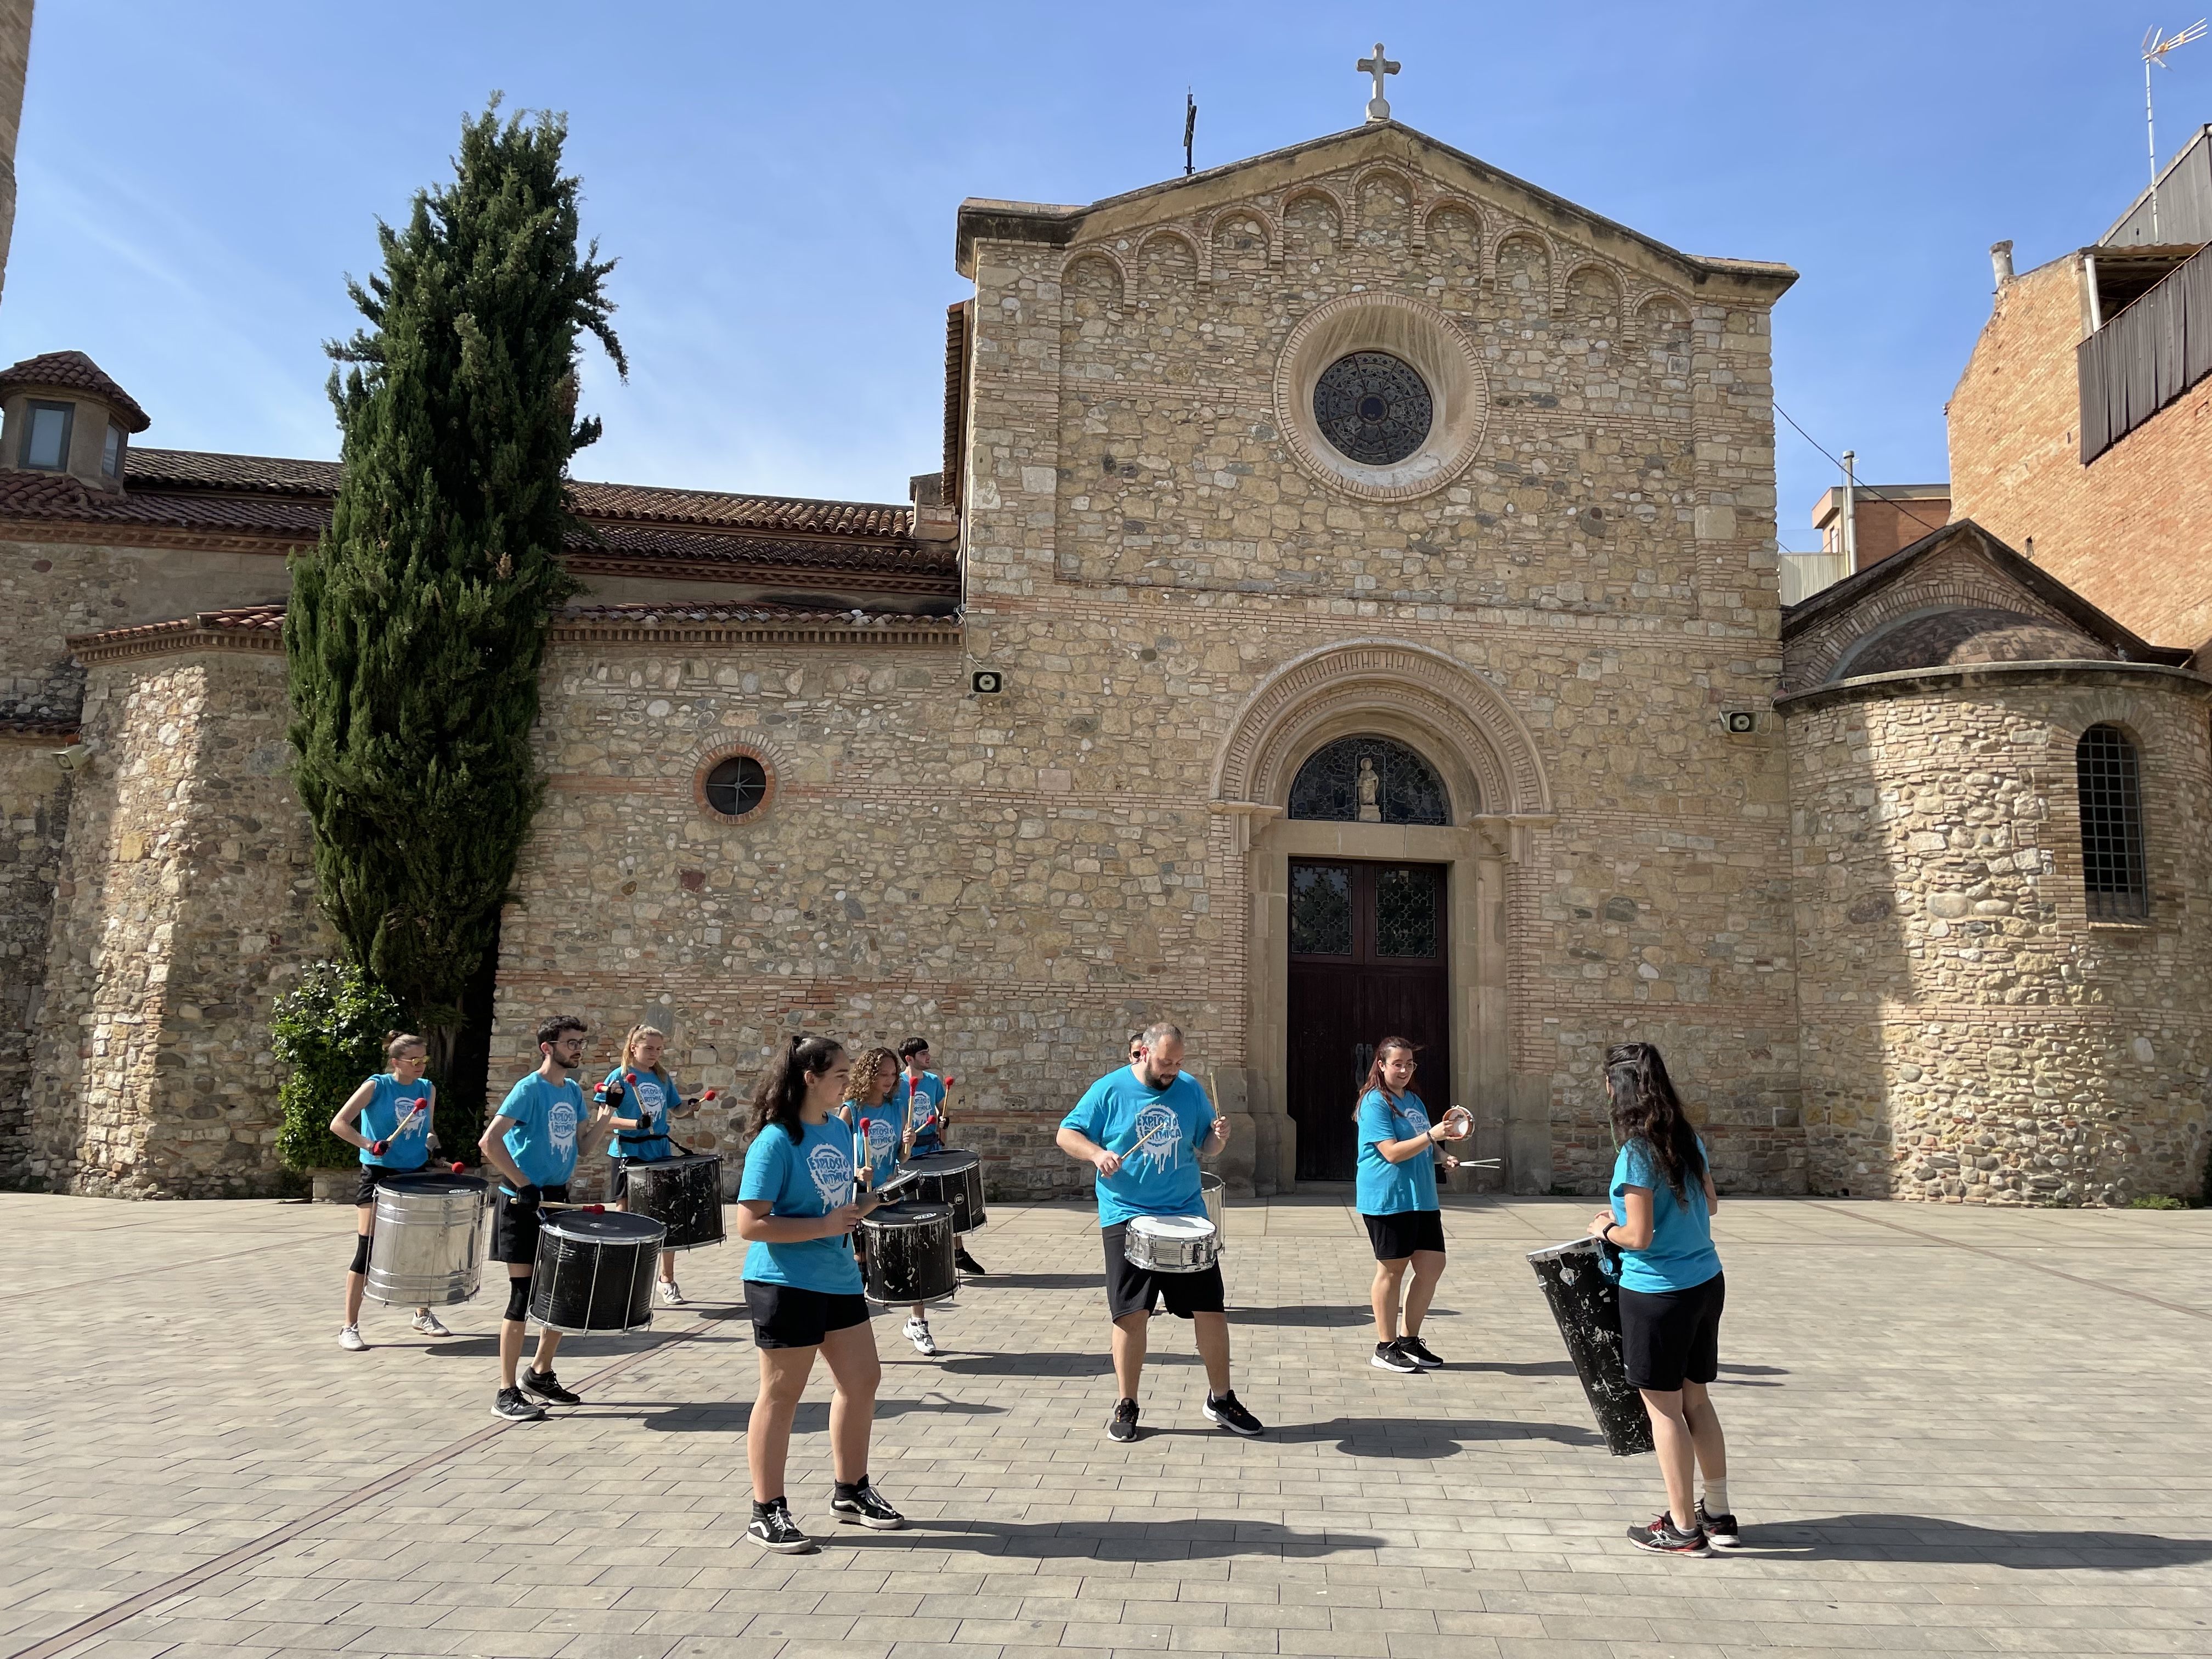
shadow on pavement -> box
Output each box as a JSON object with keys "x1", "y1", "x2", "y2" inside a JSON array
[
  {"x1": 1448, "y1": 1358, "x2": 1578, "y2": 1376},
  {"x1": 1214, "y1": 1415, "x2": 1606, "y2": 1458},
  {"x1": 641, "y1": 1396, "x2": 1006, "y2": 1433},
  {"x1": 1745, "y1": 1515, "x2": 2212, "y2": 1570},
  {"x1": 1229, "y1": 1304, "x2": 1373, "y2": 1328},
  {"x1": 957, "y1": 1272, "x2": 1099, "y2": 1290},
  {"x1": 843, "y1": 1516, "x2": 1387, "y2": 1560},
  {"x1": 936, "y1": 1349, "x2": 1199, "y2": 1376}
]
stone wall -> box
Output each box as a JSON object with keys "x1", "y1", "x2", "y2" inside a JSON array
[
  {"x1": 24, "y1": 643, "x2": 328, "y2": 1195},
  {"x1": 1948, "y1": 254, "x2": 2212, "y2": 650},
  {"x1": 0, "y1": 733, "x2": 69, "y2": 1180},
  {"x1": 1787, "y1": 664, "x2": 2212, "y2": 1203}
]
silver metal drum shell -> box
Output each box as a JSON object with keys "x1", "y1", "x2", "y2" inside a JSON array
[{"x1": 364, "y1": 1178, "x2": 488, "y2": 1307}]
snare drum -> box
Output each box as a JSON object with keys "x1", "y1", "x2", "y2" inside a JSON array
[
  {"x1": 860, "y1": 1201, "x2": 957, "y2": 1305},
  {"x1": 365, "y1": 1171, "x2": 487, "y2": 1307},
  {"x1": 901, "y1": 1150, "x2": 988, "y2": 1233},
  {"x1": 621, "y1": 1153, "x2": 725, "y2": 1250},
  {"x1": 1122, "y1": 1214, "x2": 1221, "y2": 1274},
  {"x1": 527, "y1": 1210, "x2": 666, "y2": 1334}
]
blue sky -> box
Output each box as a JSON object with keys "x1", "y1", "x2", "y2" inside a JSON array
[{"x1": 3, "y1": 2, "x2": 2199, "y2": 548}]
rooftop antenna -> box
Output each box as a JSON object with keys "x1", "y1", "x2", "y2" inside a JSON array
[
  {"x1": 1183, "y1": 88, "x2": 1197, "y2": 177},
  {"x1": 2142, "y1": 20, "x2": 2207, "y2": 238}
]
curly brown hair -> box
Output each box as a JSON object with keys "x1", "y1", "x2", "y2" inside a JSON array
[{"x1": 845, "y1": 1046, "x2": 901, "y2": 1109}]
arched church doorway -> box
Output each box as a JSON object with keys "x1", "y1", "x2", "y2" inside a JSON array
[{"x1": 1284, "y1": 736, "x2": 1453, "y2": 1181}]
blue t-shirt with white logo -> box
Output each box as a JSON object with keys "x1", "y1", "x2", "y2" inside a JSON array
[
  {"x1": 898, "y1": 1071, "x2": 949, "y2": 1155},
  {"x1": 1355, "y1": 1088, "x2": 1438, "y2": 1216},
  {"x1": 1060, "y1": 1067, "x2": 1215, "y2": 1227},
  {"x1": 844, "y1": 1094, "x2": 906, "y2": 1189},
  {"x1": 357, "y1": 1073, "x2": 435, "y2": 1169},
  {"x1": 495, "y1": 1072, "x2": 584, "y2": 1194},
  {"x1": 606, "y1": 1066, "x2": 681, "y2": 1163},
  {"x1": 739, "y1": 1115, "x2": 864, "y2": 1295},
  {"x1": 1608, "y1": 1135, "x2": 1723, "y2": 1294}
]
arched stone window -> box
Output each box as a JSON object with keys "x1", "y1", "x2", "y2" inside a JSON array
[
  {"x1": 1288, "y1": 735, "x2": 1450, "y2": 825},
  {"x1": 2076, "y1": 724, "x2": 2147, "y2": 919}
]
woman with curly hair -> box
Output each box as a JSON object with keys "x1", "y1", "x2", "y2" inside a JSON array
[
  {"x1": 836, "y1": 1046, "x2": 945, "y2": 1356},
  {"x1": 1586, "y1": 1041, "x2": 1737, "y2": 1557}
]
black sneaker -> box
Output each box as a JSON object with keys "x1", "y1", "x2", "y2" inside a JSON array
[
  {"x1": 1627, "y1": 1513, "x2": 1712, "y2": 1556},
  {"x1": 1397, "y1": 1332, "x2": 1444, "y2": 1369},
  {"x1": 1108, "y1": 1397, "x2": 1141, "y2": 1441},
  {"x1": 1371, "y1": 1340, "x2": 1420, "y2": 1373},
  {"x1": 830, "y1": 1480, "x2": 905, "y2": 1530},
  {"x1": 955, "y1": 1247, "x2": 988, "y2": 1275},
  {"x1": 747, "y1": 1501, "x2": 816, "y2": 1554},
  {"x1": 1203, "y1": 1391, "x2": 1266, "y2": 1437},
  {"x1": 491, "y1": 1387, "x2": 544, "y2": 1422},
  {"x1": 520, "y1": 1367, "x2": 581, "y2": 1407},
  {"x1": 1695, "y1": 1500, "x2": 1741, "y2": 1549}
]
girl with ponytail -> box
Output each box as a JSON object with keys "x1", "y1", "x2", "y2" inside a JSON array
[
  {"x1": 1585, "y1": 1041, "x2": 1737, "y2": 1558},
  {"x1": 327, "y1": 1031, "x2": 448, "y2": 1350},
  {"x1": 1352, "y1": 1036, "x2": 1469, "y2": 1374},
  {"x1": 735, "y1": 1035, "x2": 903, "y2": 1551},
  {"x1": 603, "y1": 1023, "x2": 703, "y2": 1306}
]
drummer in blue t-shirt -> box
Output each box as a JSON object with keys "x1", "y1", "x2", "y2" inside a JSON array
[
  {"x1": 328, "y1": 1030, "x2": 450, "y2": 1351},
  {"x1": 603, "y1": 1023, "x2": 704, "y2": 1308},
  {"x1": 477, "y1": 1014, "x2": 614, "y2": 1424},
  {"x1": 736, "y1": 1035, "x2": 904, "y2": 1553},
  {"x1": 1056, "y1": 1021, "x2": 1265, "y2": 1444},
  {"x1": 1355, "y1": 1036, "x2": 1470, "y2": 1374},
  {"x1": 894, "y1": 1037, "x2": 984, "y2": 1276}
]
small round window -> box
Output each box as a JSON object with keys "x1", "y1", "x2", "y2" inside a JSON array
[
  {"x1": 703, "y1": 755, "x2": 768, "y2": 818},
  {"x1": 1313, "y1": 351, "x2": 1432, "y2": 466}
]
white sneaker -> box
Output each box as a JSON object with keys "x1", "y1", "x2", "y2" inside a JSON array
[
  {"x1": 903, "y1": 1318, "x2": 939, "y2": 1357},
  {"x1": 658, "y1": 1280, "x2": 685, "y2": 1306},
  {"x1": 411, "y1": 1310, "x2": 450, "y2": 1336},
  {"x1": 337, "y1": 1325, "x2": 367, "y2": 1352}
]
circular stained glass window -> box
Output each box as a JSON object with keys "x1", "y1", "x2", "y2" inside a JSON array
[
  {"x1": 703, "y1": 755, "x2": 768, "y2": 818},
  {"x1": 1312, "y1": 351, "x2": 1433, "y2": 466}
]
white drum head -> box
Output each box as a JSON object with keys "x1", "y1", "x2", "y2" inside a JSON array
[{"x1": 1132, "y1": 1215, "x2": 1216, "y2": 1240}]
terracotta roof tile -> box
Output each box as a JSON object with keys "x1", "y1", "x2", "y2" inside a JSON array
[
  {"x1": 558, "y1": 600, "x2": 959, "y2": 628},
  {"x1": 567, "y1": 480, "x2": 912, "y2": 539},
  {"x1": 125, "y1": 448, "x2": 341, "y2": 493},
  {"x1": 0, "y1": 351, "x2": 150, "y2": 432},
  {"x1": 574, "y1": 519, "x2": 953, "y2": 581}
]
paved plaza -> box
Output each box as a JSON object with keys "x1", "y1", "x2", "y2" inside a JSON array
[{"x1": 5, "y1": 1190, "x2": 2212, "y2": 1659}]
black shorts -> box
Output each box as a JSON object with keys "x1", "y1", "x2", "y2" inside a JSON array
[
  {"x1": 1102, "y1": 1222, "x2": 1227, "y2": 1321},
  {"x1": 355, "y1": 1163, "x2": 429, "y2": 1207},
  {"x1": 746, "y1": 1282, "x2": 871, "y2": 1349},
  {"x1": 490, "y1": 1184, "x2": 571, "y2": 1265},
  {"x1": 1363, "y1": 1209, "x2": 1446, "y2": 1261},
  {"x1": 1619, "y1": 1269, "x2": 1725, "y2": 1392}
]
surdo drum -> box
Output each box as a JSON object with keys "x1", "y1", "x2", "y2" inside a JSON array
[
  {"x1": 1199, "y1": 1172, "x2": 1225, "y2": 1240},
  {"x1": 901, "y1": 1150, "x2": 987, "y2": 1233},
  {"x1": 860, "y1": 1201, "x2": 957, "y2": 1305},
  {"x1": 527, "y1": 1210, "x2": 666, "y2": 1334},
  {"x1": 622, "y1": 1153, "x2": 725, "y2": 1250},
  {"x1": 1122, "y1": 1214, "x2": 1221, "y2": 1274},
  {"x1": 365, "y1": 1171, "x2": 488, "y2": 1307},
  {"x1": 1526, "y1": 1237, "x2": 1655, "y2": 1458}
]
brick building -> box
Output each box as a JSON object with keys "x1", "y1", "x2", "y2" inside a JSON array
[
  {"x1": 6, "y1": 109, "x2": 2210, "y2": 1206},
  {"x1": 1949, "y1": 128, "x2": 2212, "y2": 649}
]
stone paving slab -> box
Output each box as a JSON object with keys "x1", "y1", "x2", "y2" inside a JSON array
[{"x1": 4, "y1": 1191, "x2": 2212, "y2": 1659}]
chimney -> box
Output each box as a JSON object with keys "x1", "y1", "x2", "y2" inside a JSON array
[{"x1": 1990, "y1": 239, "x2": 2015, "y2": 290}]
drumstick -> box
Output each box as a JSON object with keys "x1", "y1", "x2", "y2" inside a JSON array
[
  {"x1": 1120, "y1": 1118, "x2": 1180, "y2": 1159},
  {"x1": 539, "y1": 1200, "x2": 608, "y2": 1212},
  {"x1": 369, "y1": 1099, "x2": 427, "y2": 1156}
]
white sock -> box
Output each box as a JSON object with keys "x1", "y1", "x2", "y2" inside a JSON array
[{"x1": 1701, "y1": 1477, "x2": 1731, "y2": 1516}]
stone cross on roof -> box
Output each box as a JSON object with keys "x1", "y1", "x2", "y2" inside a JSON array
[{"x1": 1357, "y1": 42, "x2": 1400, "y2": 123}]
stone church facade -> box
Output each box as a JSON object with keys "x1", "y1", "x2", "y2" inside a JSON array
[{"x1": 4, "y1": 120, "x2": 2208, "y2": 1205}]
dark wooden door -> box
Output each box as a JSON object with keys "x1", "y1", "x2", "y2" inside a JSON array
[{"x1": 1286, "y1": 860, "x2": 1451, "y2": 1182}]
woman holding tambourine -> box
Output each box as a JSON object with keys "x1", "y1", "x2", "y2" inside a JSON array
[{"x1": 1355, "y1": 1035, "x2": 1470, "y2": 1373}]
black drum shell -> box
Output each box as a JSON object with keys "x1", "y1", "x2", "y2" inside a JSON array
[
  {"x1": 622, "y1": 1154, "x2": 725, "y2": 1250},
  {"x1": 1526, "y1": 1238, "x2": 1655, "y2": 1457},
  {"x1": 860, "y1": 1201, "x2": 957, "y2": 1304},
  {"x1": 528, "y1": 1210, "x2": 666, "y2": 1334},
  {"x1": 900, "y1": 1150, "x2": 987, "y2": 1233}
]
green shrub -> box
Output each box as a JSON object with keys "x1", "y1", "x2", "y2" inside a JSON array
[
  {"x1": 2128, "y1": 1193, "x2": 2187, "y2": 1210},
  {"x1": 272, "y1": 962, "x2": 408, "y2": 1171}
]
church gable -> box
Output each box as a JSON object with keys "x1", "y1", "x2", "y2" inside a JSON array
[{"x1": 1779, "y1": 520, "x2": 2182, "y2": 692}]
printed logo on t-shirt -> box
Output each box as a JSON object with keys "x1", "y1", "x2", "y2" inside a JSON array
[
  {"x1": 805, "y1": 1141, "x2": 851, "y2": 1209},
  {"x1": 634, "y1": 1079, "x2": 665, "y2": 1122},
  {"x1": 548, "y1": 1098, "x2": 578, "y2": 1154},
  {"x1": 1128, "y1": 1101, "x2": 1181, "y2": 1177},
  {"x1": 1393, "y1": 1103, "x2": 1428, "y2": 1139},
  {"x1": 862, "y1": 1116, "x2": 895, "y2": 1162}
]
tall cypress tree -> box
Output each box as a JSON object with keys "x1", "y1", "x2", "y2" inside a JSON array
[{"x1": 286, "y1": 101, "x2": 625, "y2": 1062}]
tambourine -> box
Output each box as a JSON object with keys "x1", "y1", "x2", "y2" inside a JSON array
[{"x1": 1438, "y1": 1104, "x2": 1474, "y2": 1139}]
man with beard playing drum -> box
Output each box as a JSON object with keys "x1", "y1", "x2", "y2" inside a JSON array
[{"x1": 1056, "y1": 1022, "x2": 1265, "y2": 1443}]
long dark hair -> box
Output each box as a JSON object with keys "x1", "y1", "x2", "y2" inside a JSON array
[
  {"x1": 749, "y1": 1035, "x2": 844, "y2": 1143},
  {"x1": 1604, "y1": 1041, "x2": 1704, "y2": 1201},
  {"x1": 1353, "y1": 1036, "x2": 1419, "y2": 1119}
]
